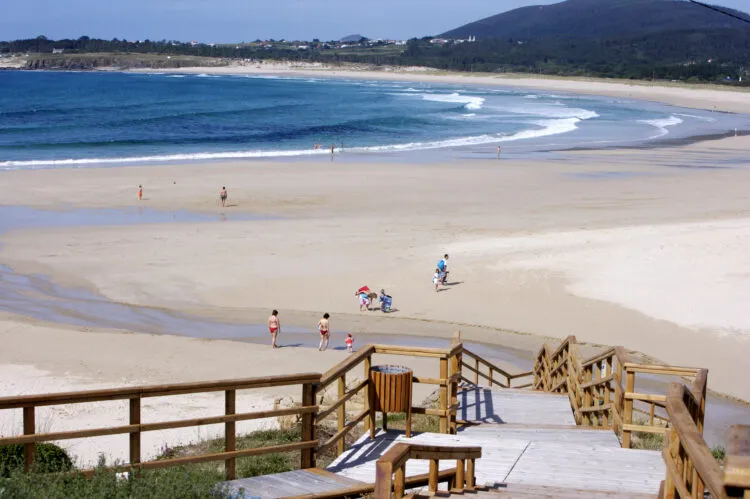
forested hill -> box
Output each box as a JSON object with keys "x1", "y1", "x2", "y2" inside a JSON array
[{"x1": 441, "y1": 0, "x2": 750, "y2": 40}]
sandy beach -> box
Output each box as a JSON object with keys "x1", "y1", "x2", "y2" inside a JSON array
[{"x1": 1, "y1": 70, "x2": 749, "y2": 463}]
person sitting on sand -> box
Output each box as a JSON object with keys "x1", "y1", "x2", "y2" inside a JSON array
[
  {"x1": 268, "y1": 310, "x2": 280, "y2": 349},
  {"x1": 220, "y1": 186, "x2": 228, "y2": 207},
  {"x1": 345, "y1": 333, "x2": 354, "y2": 353},
  {"x1": 379, "y1": 289, "x2": 392, "y2": 312},
  {"x1": 318, "y1": 313, "x2": 330, "y2": 351},
  {"x1": 138, "y1": 185, "x2": 143, "y2": 201}
]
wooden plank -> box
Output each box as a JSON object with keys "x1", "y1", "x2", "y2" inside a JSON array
[
  {"x1": 318, "y1": 379, "x2": 367, "y2": 421},
  {"x1": 320, "y1": 347, "x2": 375, "y2": 390},
  {"x1": 129, "y1": 397, "x2": 141, "y2": 470},
  {"x1": 225, "y1": 469, "x2": 367, "y2": 499},
  {"x1": 486, "y1": 483, "x2": 658, "y2": 498},
  {"x1": 456, "y1": 387, "x2": 576, "y2": 425},
  {"x1": 301, "y1": 383, "x2": 316, "y2": 469},
  {"x1": 337, "y1": 375, "x2": 346, "y2": 456},
  {"x1": 23, "y1": 406, "x2": 34, "y2": 472},
  {"x1": 725, "y1": 425, "x2": 750, "y2": 489}
]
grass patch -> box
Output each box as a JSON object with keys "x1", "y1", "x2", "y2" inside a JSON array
[{"x1": 381, "y1": 413, "x2": 442, "y2": 433}]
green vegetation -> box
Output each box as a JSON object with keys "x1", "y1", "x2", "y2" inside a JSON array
[{"x1": 0, "y1": 443, "x2": 73, "y2": 477}]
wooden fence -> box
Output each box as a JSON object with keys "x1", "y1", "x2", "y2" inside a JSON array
[{"x1": 0, "y1": 373, "x2": 320, "y2": 480}]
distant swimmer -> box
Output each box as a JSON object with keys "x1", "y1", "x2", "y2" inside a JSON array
[
  {"x1": 138, "y1": 185, "x2": 143, "y2": 201},
  {"x1": 220, "y1": 186, "x2": 228, "y2": 207},
  {"x1": 330, "y1": 144, "x2": 335, "y2": 155},
  {"x1": 497, "y1": 146, "x2": 501, "y2": 159}
]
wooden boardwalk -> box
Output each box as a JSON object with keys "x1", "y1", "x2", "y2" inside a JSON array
[
  {"x1": 456, "y1": 387, "x2": 577, "y2": 425},
  {"x1": 225, "y1": 469, "x2": 365, "y2": 498},
  {"x1": 226, "y1": 387, "x2": 665, "y2": 498}
]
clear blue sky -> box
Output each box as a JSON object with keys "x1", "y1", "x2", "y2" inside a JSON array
[{"x1": 2, "y1": 0, "x2": 748, "y2": 43}]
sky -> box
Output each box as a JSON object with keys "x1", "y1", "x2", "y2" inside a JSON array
[{"x1": 2, "y1": 0, "x2": 749, "y2": 43}]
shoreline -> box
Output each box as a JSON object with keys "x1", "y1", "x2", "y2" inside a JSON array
[{"x1": 123, "y1": 62, "x2": 750, "y2": 114}]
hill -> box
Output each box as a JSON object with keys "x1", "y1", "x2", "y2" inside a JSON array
[
  {"x1": 340, "y1": 34, "x2": 367, "y2": 43},
  {"x1": 441, "y1": 0, "x2": 750, "y2": 40}
]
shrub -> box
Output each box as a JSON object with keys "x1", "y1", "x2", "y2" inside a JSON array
[{"x1": 0, "y1": 443, "x2": 73, "y2": 477}]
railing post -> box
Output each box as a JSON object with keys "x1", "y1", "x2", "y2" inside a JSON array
[
  {"x1": 602, "y1": 359, "x2": 611, "y2": 428},
  {"x1": 583, "y1": 366, "x2": 592, "y2": 427},
  {"x1": 394, "y1": 464, "x2": 406, "y2": 499},
  {"x1": 455, "y1": 458, "x2": 465, "y2": 490},
  {"x1": 429, "y1": 458, "x2": 439, "y2": 493},
  {"x1": 337, "y1": 374, "x2": 346, "y2": 456},
  {"x1": 623, "y1": 369, "x2": 635, "y2": 448},
  {"x1": 467, "y1": 458, "x2": 476, "y2": 490},
  {"x1": 129, "y1": 397, "x2": 141, "y2": 474},
  {"x1": 364, "y1": 354, "x2": 372, "y2": 434},
  {"x1": 450, "y1": 351, "x2": 459, "y2": 434},
  {"x1": 374, "y1": 460, "x2": 393, "y2": 499},
  {"x1": 440, "y1": 357, "x2": 448, "y2": 434},
  {"x1": 474, "y1": 358, "x2": 479, "y2": 385},
  {"x1": 23, "y1": 406, "x2": 35, "y2": 472},
  {"x1": 225, "y1": 389, "x2": 236, "y2": 480},
  {"x1": 301, "y1": 382, "x2": 316, "y2": 469}
]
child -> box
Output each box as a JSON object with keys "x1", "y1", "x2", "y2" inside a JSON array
[
  {"x1": 138, "y1": 185, "x2": 143, "y2": 201},
  {"x1": 345, "y1": 333, "x2": 354, "y2": 353},
  {"x1": 432, "y1": 268, "x2": 441, "y2": 292},
  {"x1": 318, "y1": 313, "x2": 330, "y2": 351}
]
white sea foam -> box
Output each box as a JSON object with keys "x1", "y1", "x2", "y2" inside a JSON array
[
  {"x1": 420, "y1": 93, "x2": 485, "y2": 111},
  {"x1": 639, "y1": 115, "x2": 684, "y2": 138},
  {"x1": 166, "y1": 75, "x2": 186, "y2": 78},
  {"x1": 523, "y1": 94, "x2": 540, "y2": 99},
  {"x1": 0, "y1": 116, "x2": 587, "y2": 170},
  {"x1": 675, "y1": 113, "x2": 717, "y2": 123}
]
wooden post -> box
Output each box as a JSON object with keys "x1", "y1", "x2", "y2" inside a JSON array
[
  {"x1": 337, "y1": 374, "x2": 346, "y2": 456},
  {"x1": 488, "y1": 368, "x2": 494, "y2": 387},
  {"x1": 439, "y1": 357, "x2": 448, "y2": 434},
  {"x1": 364, "y1": 355, "x2": 372, "y2": 434},
  {"x1": 455, "y1": 458, "x2": 465, "y2": 489},
  {"x1": 225, "y1": 389, "x2": 236, "y2": 480},
  {"x1": 622, "y1": 369, "x2": 635, "y2": 449},
  {"x1": 428, "y1": 459, "x2": 439, "y2": 493},
  {"x1": 374, "y1": 461, "x2": 392, "y2": 499},
  {"x1": 129, "y1": 397, "x2": 141, "y2": 474},
  {"x1": 450, "y1": 351, "x2": 459, "y2": 434},
  {"x1": 602, "y1": 359, "x2": 611, "y2": 428},
  {"x1": 394, "y1": 465, "x2": 406, "y2": 499},
  {"x1": 23, "y1": 406, "x2": 35, "y2": 472},
  {"x1": 301, "y1": 382, "x2": 316, "y2": 469},
  {"x1": 467, "y1": 458, "x2": 476, "y2": 489},
  {"x1": 474, "y1": 358, "x2": 479, "y2": 385},
  {"x1": 583, "y1": 366, "x2": 592, "y2": 427}
]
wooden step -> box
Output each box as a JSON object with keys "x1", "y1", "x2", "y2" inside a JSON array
[
  {"x1": 458, "y1": 424, "x2": 622, "y2": 447},
  {"x1": 225, "y1": 468, "x2": 366, "y2": 499}
]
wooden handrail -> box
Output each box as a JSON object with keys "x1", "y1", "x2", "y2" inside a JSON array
[
  {"x1": 663, "y1": 383, "x2": 724, "y2": 498},
  {"x1": 0, "y1": 373, "x2": 321, "y2": 409},
  {"x1": 319, "y1": 346, "x2": 376, "y2": 389},
  {"x1": 374, "y1": 443, "x2": 481, "y2": 499}
]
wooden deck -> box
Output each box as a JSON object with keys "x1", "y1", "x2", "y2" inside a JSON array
[
  {"x1": 457, "y1": 386, "x2": 577, "y2": 425},
  {"x1": 225, "y1": 387, "x2": 664, "y2": 498},
  {"x1": 225, "y1": 469, "x2": 365, "y2": 498}
]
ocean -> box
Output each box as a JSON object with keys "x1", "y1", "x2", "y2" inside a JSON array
[{"x1": 1, "y1": 70, "x2": 748, "y2": 169}]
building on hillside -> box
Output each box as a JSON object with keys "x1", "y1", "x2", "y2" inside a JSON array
[{"x1": 52, "y1": 48, "x2": 64, "y2": 54}]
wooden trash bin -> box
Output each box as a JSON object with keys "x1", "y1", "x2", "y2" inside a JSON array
[{"x1": 370, "y1": 365, "x2": 413, "y2": 437}]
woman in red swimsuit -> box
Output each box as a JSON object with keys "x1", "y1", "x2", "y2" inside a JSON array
[
  {"x1": 318, "y1": 313, "x2": 330, "y2": 351},
  {"x1": 268, "y1": 310, "x2": 280, "y2": 348}
]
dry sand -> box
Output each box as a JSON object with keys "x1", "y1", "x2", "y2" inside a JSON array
[{"x1": 1, "y1": 72, "x2": 750, "y2": 464}]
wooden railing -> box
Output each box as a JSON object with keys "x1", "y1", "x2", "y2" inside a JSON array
[
  {"x1": 532, "y1": 335, "x2": 705, "y2": 449},
  {"x1": 315, "y1": 343, "x2": 463, "y2": 459},
  {"x1": 724, "y1": 424, "x2": 750, "y2": 499},
  {"x1": 374, "y1": 443, "x2": 481, "y2": 499},
  {"x1": 0, "y1": 373, "x2": 320, "y2": 479},
  {"x1": 461, "y1": 348, "x2": 533, "y2": 389}
]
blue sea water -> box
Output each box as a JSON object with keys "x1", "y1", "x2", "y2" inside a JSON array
[{"x1": 0, "y1": 70, "x2": 748, "y2": 168}]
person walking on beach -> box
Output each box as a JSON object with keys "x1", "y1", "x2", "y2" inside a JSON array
[
  {"x1": 220, "y1": 186, "x2": 228, "y2": 207},
  {"x1": 437, "y1": 254, "x2": 449, "y2": 284},
  {"x1": 433, "y1": 268, "x2": 441, "y2": 292},
  {"x1": 138, "y1": 185, "x2": 143, "y2": 201},
  {"x1": 318, "y1": 313, "x2": 330, "y2": 351},
  {"x1": 497, "y1": 145, "x2": 501, "y2": 159},
  {"x1": 268, "y1": 310, "x2": 280, "y2": 349},
  {"x1": 345, "y1": 333, "x2": 354, "y2": 353}
]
